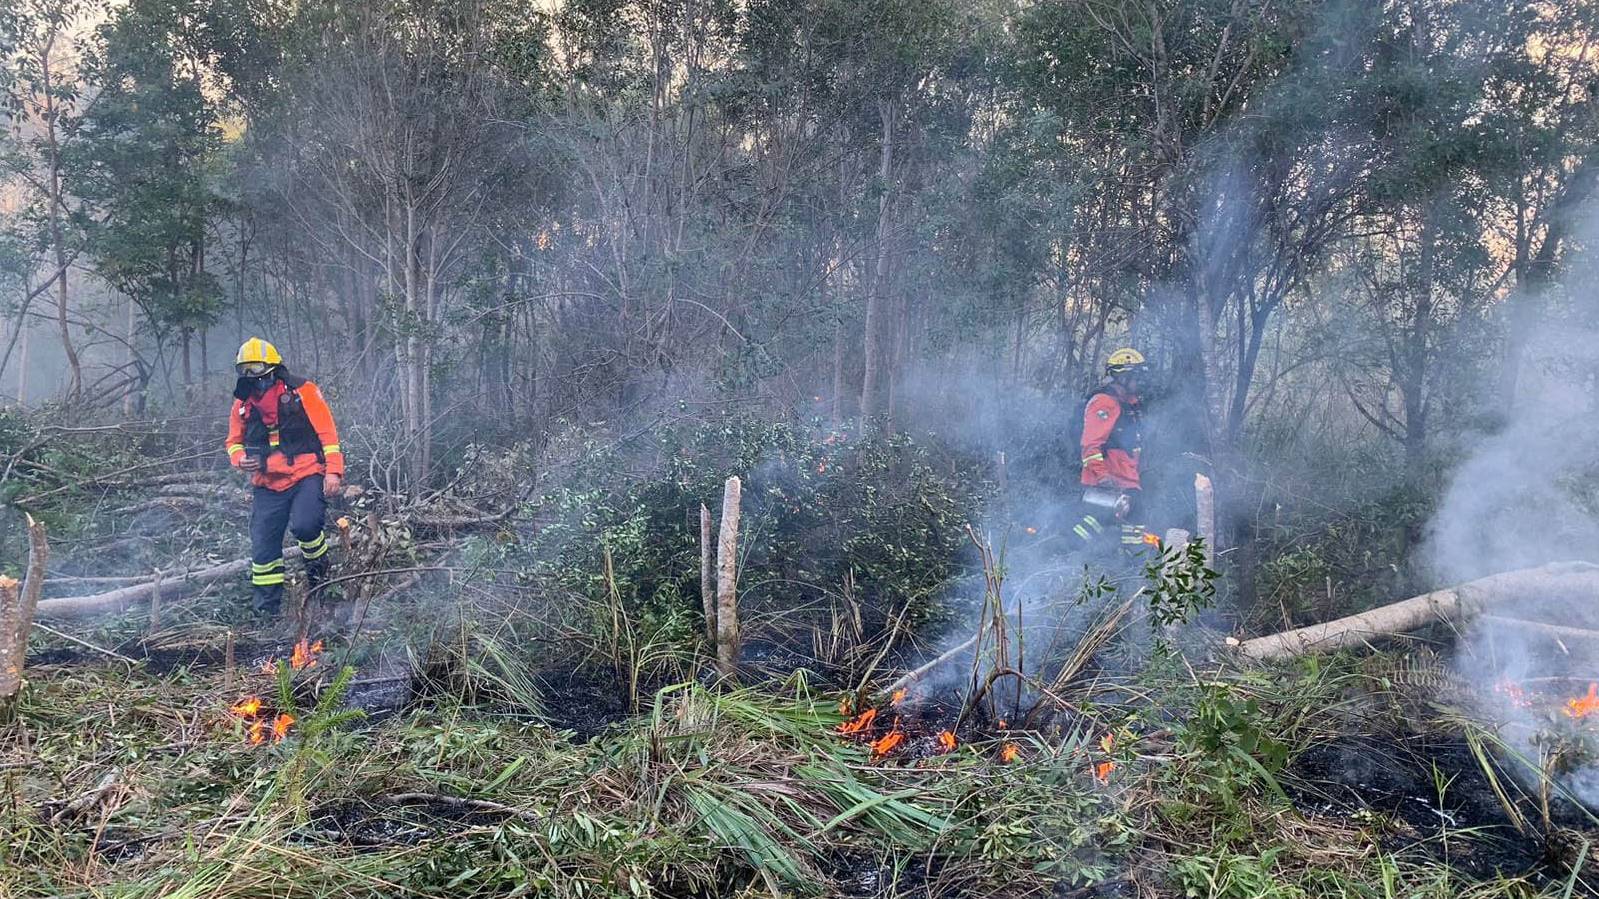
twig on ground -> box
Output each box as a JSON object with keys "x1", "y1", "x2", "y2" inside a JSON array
[{"x1": 31, "y1": 623, "x2": 138, "y2": 665}]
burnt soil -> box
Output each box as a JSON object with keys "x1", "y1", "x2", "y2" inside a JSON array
[{"x1": 1286, "y1": 731, "x2": 1597, "y2": 884}]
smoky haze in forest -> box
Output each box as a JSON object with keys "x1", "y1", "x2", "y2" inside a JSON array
[
  {"x1": 2, "y1": 1, "x2": 1599, "y2": 640},
  {"x1": 1441, "y1": 194, "x2": 1599, "y2": 804}
]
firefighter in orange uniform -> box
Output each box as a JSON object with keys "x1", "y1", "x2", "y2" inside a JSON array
[
  {"x1": 225, "y1": 338, "x2": 344, "y2": 616},
  {"x1": 1072, "y1": 348, "x2": 1147, "y2": 553}
]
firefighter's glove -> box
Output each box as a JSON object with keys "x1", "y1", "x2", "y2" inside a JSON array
[{"x1": 239, "y1": 456, "x2": 262, "y2": 473}]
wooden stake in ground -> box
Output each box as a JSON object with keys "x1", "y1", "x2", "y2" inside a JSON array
[
  {"x1": 1, "y1": 515, "x2": 48, "y2": 702},
  {"x1": 148, "y1": 570, "x2": 163, "y2": 632},
  {"x1": 1230, "y1": 561, "x2": 1599, "y2": 660},
  {"x1": 1194, "y1": 473, "x2": 1216, "y2": 570},
  {"x1": 700, "y1": 504, "x2": 716, "y2": 644},
  {"x1": 716, "y1": 477, "x2": 742, "y2": 678}
]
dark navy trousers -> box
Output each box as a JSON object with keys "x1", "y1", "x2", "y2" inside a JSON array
[{"x1": 249, "y1": 474, "x2": 329, "y2": 613}]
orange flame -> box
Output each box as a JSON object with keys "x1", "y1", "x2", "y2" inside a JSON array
[
  {"x1": 937, "y1": 730, "x2": 957, "y2": 752},
  {"x1": 1000, "y1": 742, "x2": 1020, "y2": 763},
  {"x1": 997, "y1": 719, "x2": 1007, "y2": 730},
  {"x1": 1094, "y1": 732, "x2": 1117, "y2": 781},
  {"x1": 1025, "y1": 527, "x2": 1038, "y2": 535},
  {"x1": 260, "y1": 659, "x2": 278, "y2": 675},
  {"x1": 891, "y1": 688, "x2": 907, "y2": 705},
  {"x1": 289, "y1": 639, "x2": 323, "y2": 671},
  {"x1": 248, "y1": 719, "x2": 266, "y2": 746},
  {"x1": 271, "y1": 713, "x2": 296, "y2": 742},
  {"x1": 1565, "y1": 683, "x2": 1599, "y2": 719},
  {"x1": 837, "y1": 708, "x2": 878, "y2": 735},
  {"x1": 870, "y1": 722, "x2": 905, "y2": 757},
  {"x1": 230, "y1": 696, "x2": 263, "y2": 718},
  {"x1": 1141, "y1": 531, "x2": 1161, "y2": 546}
]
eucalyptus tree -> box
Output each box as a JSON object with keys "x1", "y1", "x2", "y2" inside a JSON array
[
  {"x1": 68, "y1": 0, "x2": 225, "y2": 402},
  {"x1": 1, "y1": 0, "x2": 104, "y2": 400}
]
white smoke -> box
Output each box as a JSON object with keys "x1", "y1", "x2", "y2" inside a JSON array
[{"x1": 1438, "y1": 320, "x2": 1599, "y2": 806}]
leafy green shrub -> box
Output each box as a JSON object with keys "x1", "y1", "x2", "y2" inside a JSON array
[{"x1": 519, "y1": 417, "x2": 988, "y2": 673}]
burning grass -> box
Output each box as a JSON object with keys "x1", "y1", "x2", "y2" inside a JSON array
[{"x1": 4, "y1": 642, "x2": 1590, "y2": 899}]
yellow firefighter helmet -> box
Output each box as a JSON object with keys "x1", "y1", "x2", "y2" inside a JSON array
[
  {"x1": 234, "y1": 338, "x2": 283, "y2": 377},
  {"x1": 1105, "y1": 347, "x2": 1146, "y2": 375}
]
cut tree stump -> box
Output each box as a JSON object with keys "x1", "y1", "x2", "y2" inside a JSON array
[
  {"x1": 716, "y1": 477, "x2": 741, "y2": 678},
  {"x1": 1, "y1": 515, "x2": 48, "y2": 701},
  {"x1": 700, "y1": 504, "x2": 716, "y2": 644},
  {"x1": 1194, "y1": 474, "x2": 1215, "y2": 570},
  {"x1": 0, "y1": 578, "x2": 20, "y2": 700},
  {"x1": 1230, "y1": 561, "x2": 1599, "y2": 660}
]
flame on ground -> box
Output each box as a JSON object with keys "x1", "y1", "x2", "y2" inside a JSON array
[
  {"x1": 1565, "y1": 682, "x2": 1599, "y2": 719},
  {"x1": 838, "y1": 708, "x2": 878, "y2": 735},
  {"x1": 290, "y1": 639, "x2": 324, "y2": 671},
  {"x1": 890, "y1": 688, "x2": 907, "y2": 705},
  {"x1": 937, "y1": 730, "x2": 958, "y2": 752},
  {"x1": 1093, "y1": 733, "x2": 1117, "y2": 781},
  {"x1": 230, "y1": 696, "x2": 263, "y2": 718},
  {"x1": 248, "y1": 719, "x2": 266, "y2": 746},
  {"x1": 1000, "y1": 742, "x2": 1020, "y2": 763},
  {"x1": 1141, "y1": 531, "x2": 1161, "y2": 546},
  {"x1": 870, "y1": 722, "x2": 905, "y2": 758},
  {"x1": 271, "y1": 713, "x2": 296, "y2": 742}
]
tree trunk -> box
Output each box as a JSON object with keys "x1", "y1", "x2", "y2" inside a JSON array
[
  {"x1": 124, "y1": 295, "x2": 137, "y2": 417},
  {"x1": 859, "y1": 100, "x2": 896, "y2": 424},
  {"x1": 39, "y1": 30, "x2": 81, "y2": 400}
]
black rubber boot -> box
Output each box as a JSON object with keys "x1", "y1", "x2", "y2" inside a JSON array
[{"x1": 251, "y1": 583, "x2": 284, "y2": 617}]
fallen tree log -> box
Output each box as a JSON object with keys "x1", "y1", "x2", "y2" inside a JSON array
[
  {"x1": 1231, "y1": 561, "x2": 1599, "y2": 661},
  {"x1": 35, "y1": 549, "x2": 303, "y2": 621},
  {"x1": 1478, "y1": 615, "x2": 1599, "y2": 645}
]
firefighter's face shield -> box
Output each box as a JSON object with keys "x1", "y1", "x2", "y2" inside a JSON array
[
  {"x1": 233, "y1": 363, "x2": 277, "y2": 400},
  {"x1": 1108, "y1": 365, "x2": 1147, "y2": 396}
]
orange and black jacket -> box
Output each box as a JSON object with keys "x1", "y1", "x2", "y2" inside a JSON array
[
  {"x1": 1080, "y1": 386, "x2": 1142, "y2": 491},
  {"x1": 225, "y1": 373, "x2": 344, "y2": 492}
]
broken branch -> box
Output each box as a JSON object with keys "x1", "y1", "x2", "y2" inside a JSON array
[{"x1": 1231, "y1": 562, "x2": 1599, "y2": 660}]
